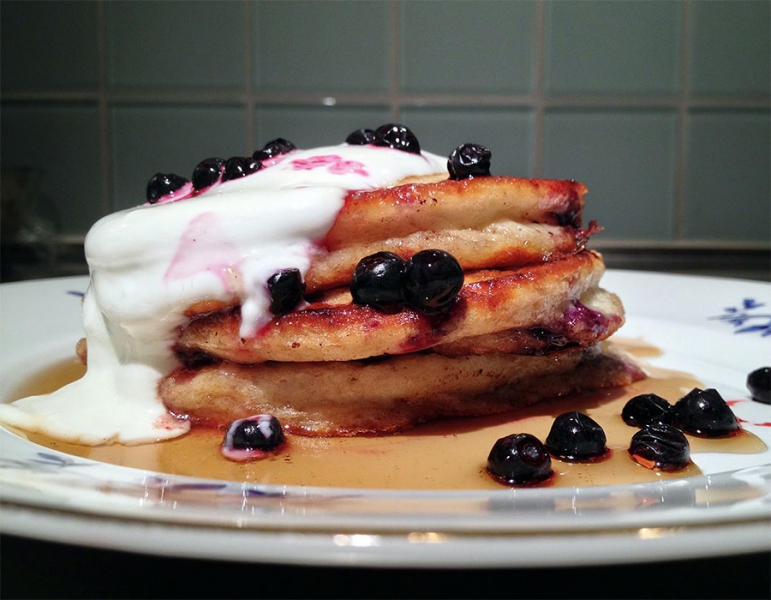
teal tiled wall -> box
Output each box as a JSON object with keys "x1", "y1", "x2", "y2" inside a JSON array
[
  {"x1": 2, "y1": 0, "x2": 769, "y2": 244},
  {"x1": 254, "y1": 1, "x2": 391, "y2": 93},
  {"x1": 107, "y1": 1, "x2": 246, "y2": 90},
  {"x1": 111, "y1": 104, "x2": 249, "y2": 211},
  {"x1": 1, "y1": 102, "x2": 102, "y2": 232},
  {"x1": 255, "y1": 104, "x2": 392, "y2": 149},
  {"x1": 401, "y1": 1, "x2": 537, "y2": 94},
  {"x1": 543, "y1": 108, "x2": 678, "y2": 239}
]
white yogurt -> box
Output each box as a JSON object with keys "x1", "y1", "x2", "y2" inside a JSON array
[{"x1": 0, "y1": 144, "x2": 447, "y2": 445}]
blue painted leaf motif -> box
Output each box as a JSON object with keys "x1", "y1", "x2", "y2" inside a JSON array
[
  {"x1": 710, "y1": 297, "x2": 771, "y2": 336},
  {"x1": 0, "y1": 452, "x2": 93, "y2": 472},
  {"x1": 34, "y1": 452, "x2": 70, "y2": 465},
  {"x1": 743, "y1": 298, "x2": 764, "y2": 310},
  {"x1": 736, "y1": 325, "x2": 770, "y2": 334}
]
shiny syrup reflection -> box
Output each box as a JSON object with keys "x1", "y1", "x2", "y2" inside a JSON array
[{"x1": 10, "y1": 339, "x2": 767, "y2": 491}]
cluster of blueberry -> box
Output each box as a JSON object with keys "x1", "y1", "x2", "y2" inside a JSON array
[
  {"x1": 146, "y1": 123, "x2": 493, "y2": 205},
  {"x1": 351, "y1": 250, "x2": 464, "y2": 316},
  {"x1": 146, "y1": 138, "x2": 298, "y2": 204},
  {"x1": 219, "y1": 369, "x2": 768, "y2": 468},
  {"x1": 264, "y1": 249, "x2": 465, "y2": 319},
  {"x1": 486, "y1": 384, "x2": 752, "y2": 485},
  {"x1": 346, "y1": 124, "x2": 492, "y2": 181},
  {"x1": 346, "y1": 123, "x2": 421, "y2": 154},
  {"x1": 623, "y1": 387, "x2": 742, "y2": 437},
  {"x1": 486, "y1": 412, "x2": 609, "y2": 486}
]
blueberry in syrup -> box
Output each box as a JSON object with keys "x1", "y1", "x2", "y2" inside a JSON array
[
  {"x1": 222, "y1": 156, "x2": 261, "y2": 182},
  {"x1": 146, "y1": 172, "x2": 189, "y2": 204},
  {"x1": 544, "y1": 411, "x2": 607, "y2": 461},
  {"x1": 670, "y1": 387, "x2": 740, "y2": 437},
  {"x1": 621, "y1": 393, "x2": 673, "y2": 427},
  {"x1": 267, "y1": 269, "x2": 305, "y2": 315},
  {"x1": 403, "y1": 249, "x2": 464, "y2": 315},
  {"x1": 346, "y1": 128, "x2": 377, "y2": 145},
  {"x1": 253, "y1": 138, "x2": 296, "y2": 161},
  {"x1": 350, "y1": 252, "x2": 406, "y2": 311},
  {"x1": 447, "y1": 143, "x2": 492, "y2": 180},
  {"x1": 747, "y1": 367, "x2": 771, "y2": 404},
  {"x1": 372, "y1": 123, "x2": 421, "y2": 155},
  {"x1": 629, "y1": 423, "x2": 690, "y2": 471},
  {"x1": 223, "y1": 415, "x2": 285, "y2": 452},
  {"x1": 487, "y1": 433, "x2": 553, "y2": 485},
  {"x1": 191, "y1": 157, "x2": 226, "y2": 191}
]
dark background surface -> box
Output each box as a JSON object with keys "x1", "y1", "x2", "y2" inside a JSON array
[{"x1": 1, "y1": 534, "x2": 769, "y2": 599}]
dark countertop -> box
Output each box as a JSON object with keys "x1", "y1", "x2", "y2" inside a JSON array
[{"x1": 1, "y1": 534, "x2": 769, "y2": 599}]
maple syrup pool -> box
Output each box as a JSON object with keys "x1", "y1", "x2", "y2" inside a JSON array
[{"x1": 6, "y1": 340, "x2": 766, "y2": 491}]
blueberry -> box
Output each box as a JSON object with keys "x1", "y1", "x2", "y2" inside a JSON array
[
  {"x1": 671, "y1": 387, "x2": 740, "y2": 437},
  {"x1": 223, "y1": 415, "x2": 285, "y2": 452},
  {"x1": 372, "y1": 124, "x2": 421, "y2": 155},
  {"x1": 544, "y1": 411, "x2": 607, "y2": 461},
  {"x1": 487, "y1": 433, "x2": 553, "y2": 485},
  {"x1": 629, "y1": 423, "x2": 690, "y2": 471},
  {"x1": 191, "y1": 157, "x2": 226, "y2": 191},
  {"x1": 253, "y1": 138, "x2": 296, "y2": 161},
  {"x1": 403, "y1": 249, "x2": 464, "y2": 315},
  {"x1": 350, "y1": 252, "x2": 406, "y2": 311},
  {"x1": 622, "y1": 393, "x2": 673, "y2": 427},
  {"x1": 177, "y1": 350, "x2": 219, "y2": 371},
  {"x1": 146, "y1": 172, "x2": 189, "y2": 204},
  {"x1": 222, "y1": 156, "x2": 261, "y2": 182},
  {"x1": 747, "y1": 367, "x2": 771, "y2": 404},
  {"x1": 267, "y1": 269, "x2": 305, "y2": 315},
  {"x1": 528, "y1": 327, "x2": 570, "y2": 350},
  {"x1": 346, "y1": 128, "x2": 377, "y2": 145},
  {"x1": 447, "y1": 143, "x2": 492, "y2": 180}
]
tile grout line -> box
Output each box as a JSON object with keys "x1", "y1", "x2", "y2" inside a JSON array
[
  {"x1": 3, "y1": 1, "x2": 767, "y2": 244},
  {"x1": 389, "y1": 0, "x2": 401, "y2": 121},
  {"x1": 244, "y1": 0, "x2": 255, "y2": 152},
  {"x1": 7, "y1": 89, "x2": 767, "y2": 109},
  {"x1": 533, "y1": 0, "x2": 546, "y2": 178},
  {"x1": 673, "y1": 0, "x2": 693, "y2": 241},
  {"x1": 96, "y1": 0, "x2": 112, "y2": 218}
]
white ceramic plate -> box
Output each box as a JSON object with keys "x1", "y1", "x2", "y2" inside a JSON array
[{"x1": 1, "y1": 272, "x2": 769, "y2": 568}]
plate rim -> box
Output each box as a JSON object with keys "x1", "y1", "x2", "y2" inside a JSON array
[{"x1": 1, "y1": 271, "x2": 770, "y2": 567}]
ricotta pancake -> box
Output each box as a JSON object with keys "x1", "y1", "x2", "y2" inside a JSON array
[
  {"x1": 0, "y1": 125, "x2": 642, "y2": 445},
  {"x1": 162, "y1": 346, "x2": 642, "y2": 436}
]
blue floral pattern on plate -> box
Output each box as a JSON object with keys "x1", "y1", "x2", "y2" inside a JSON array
[{"x1": 711, "y1": 298, "x2": 771, "y2": 336}]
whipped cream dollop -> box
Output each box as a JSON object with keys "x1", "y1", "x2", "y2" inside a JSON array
[{"x1": 0, "y1": 144, "x2": 447, "y2": 445}]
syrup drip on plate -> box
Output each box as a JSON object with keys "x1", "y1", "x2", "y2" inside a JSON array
[{"x1": 6, "y1": 339, "x2": 766, "y2": 491}]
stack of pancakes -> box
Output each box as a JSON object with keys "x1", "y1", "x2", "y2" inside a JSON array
[{"x1": 159, "y1": 174, "x2": 643, "y2": 436}]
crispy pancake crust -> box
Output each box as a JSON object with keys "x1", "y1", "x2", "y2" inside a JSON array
[
  {"x1": 323, "y1": 176, "x2": 586, "y2": 250},
  {"x1": 305, "y1": 221, "x2": 587, "y2": 293},
  {"x1": 161, "y1": 345, "x2": 644, "y2": 436},
  {"x1": 177, "y1": 251, "x2": 620, "y2": 364}
]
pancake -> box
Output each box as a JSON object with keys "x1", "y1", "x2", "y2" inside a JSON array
[
  {"x1": 323, "y1": 175, "x2": 586, "y2": 250},
  {"x1": 161, "y1": 345, "x2": 644, "y2": 436},
  {"x1": 0, "y1": 125, "x2": 642, "y2": 447},
  {"x1": 176, "y1": 251, "x2": 621, "y2": 364}
]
